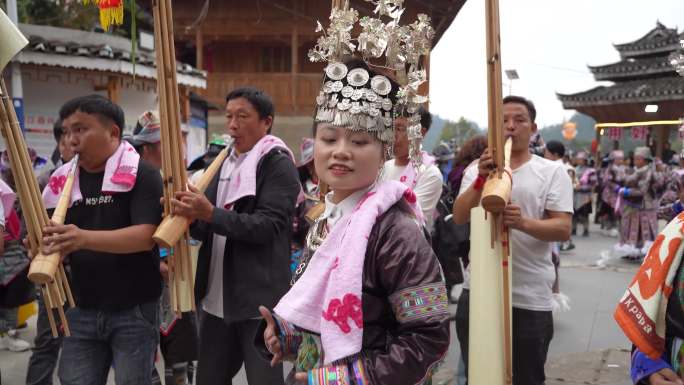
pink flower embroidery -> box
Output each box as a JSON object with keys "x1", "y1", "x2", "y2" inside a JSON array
[
  {"x1": 403, "y1": 189, "x2": 417, "y2": 204},
  {"x1": 322, "y1": 293, "x2": 363, "y2": 333},
  {"x1": 400, "y1": 175, "x2": 407, "y2": 183},
  {"x1": 48, "y1": 175, "x2": 67, "y2": 195}
]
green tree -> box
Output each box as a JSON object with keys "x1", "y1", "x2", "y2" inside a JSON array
[{"x1": 441, "y1": 117, "x2": 479, "y2": 146}]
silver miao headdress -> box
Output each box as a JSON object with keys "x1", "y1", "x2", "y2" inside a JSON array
[{"x1": 310, "y1": 0, "x2": 434, "y2": 164}]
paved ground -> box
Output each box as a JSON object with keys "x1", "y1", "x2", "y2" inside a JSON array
[{"x1": 0, "y1": 222, "x2": 642, "y2": 384}]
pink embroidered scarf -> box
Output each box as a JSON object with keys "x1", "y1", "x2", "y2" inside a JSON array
[
  {"x1": 217, "y1": 135, "x2": 296, "y2": 208},
  {"x1": 274, "y1": 180, "x2": 422, "y2": 364},
  {"x1": 42, "y1": 141, "x2": 140, "y2": 209},
  {"x1": 398, "y1": 151, "x2": 436, "y2": 189},
  {"x1": 0, "y1": 178, "x2": 16, "y2": 220}
]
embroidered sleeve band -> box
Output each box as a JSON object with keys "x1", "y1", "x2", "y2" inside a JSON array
[
  {"x1": 274, "y1": 313, "x2": 303, "y2": 358},
  {"x1": 308, "y1": 364, "x2": 351, "y2": 385},
  {"x1": 389, "y1": 282, "x2": 449, "y2": 324}
]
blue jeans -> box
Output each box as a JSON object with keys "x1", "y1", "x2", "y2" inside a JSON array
[
  {"x1": 58, "y1": 301, "x2": 160, "y2": 385},
  {"x1": 26, "y1": 290, "x2": 63, "y2": 385}
]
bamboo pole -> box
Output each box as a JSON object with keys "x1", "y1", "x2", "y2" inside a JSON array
[
  {"x1": 152, "y1": 0, "x2": 197, "y2": 313},
  {"x1": 42, "y1": 286, "x2": 58, "y2": 338},
  {"x1": 470, "y1": 0, "x2": 513, "y2": 384},
  {"x1": 0, "y1": 76, "x2": 74, "y2": 337}
]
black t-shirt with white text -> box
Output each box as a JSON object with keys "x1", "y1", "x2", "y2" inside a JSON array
[{"x1": 62, "y1": 159, "x2": 163, "y2": 310}]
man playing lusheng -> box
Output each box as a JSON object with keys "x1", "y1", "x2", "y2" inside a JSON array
[
  {"x1": 170, "y1": 87, "x2": 300, "y2": 385},
  {"x1": 41, "y1": 95, "x2": 164, "y2": 385},
  {"x1": 453, "y1": 96, "x2": 573, "y2": 385}
]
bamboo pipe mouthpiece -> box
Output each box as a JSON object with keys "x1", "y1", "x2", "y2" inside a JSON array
[
  {"x1": 28, "y1": 252, "x2": 61, "y2": 284},
  {"x1": 481, "y1": 169, "x2": 512, "y2": 213},
  {"x1": 153, "y1": 215, "x2": 190, "y2": 249}
]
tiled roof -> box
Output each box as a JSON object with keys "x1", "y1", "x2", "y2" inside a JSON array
[
  {"x1": 589, "y1": 56, "x2": 677, "y2": 81},
  {"x1": 614, "y1": 22, "x2": 682, "y2": 59},
  {"x1": 557, "y1": 76, "x2": 684, "y2": 108},
  {"x1": 13, "y1": 23, "x2": 206, "y2": 89}
]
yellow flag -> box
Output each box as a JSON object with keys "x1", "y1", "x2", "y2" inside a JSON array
[{"x1": 0, "y1": 9, "x2": 28, "y2": 73}]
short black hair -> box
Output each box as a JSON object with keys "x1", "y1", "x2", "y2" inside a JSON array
[
  {"x1": 53, "y1": 118, "x2": 64, "y2": 142},
  {"x1": 545, "y1": 140, "x2": 565, "y2": 158},
  {"x1": 419, "y1": 106, "x2": 432, "y2": 132},
  {"x1": 503, "y1": 95, "x2": 536, "y2": 123},
  {"x1": 59, "y1": 95, "x2": 125, "y2": 138},
  {"x1": 226, "y1": 87, "x2": 275, "y2": 131}
]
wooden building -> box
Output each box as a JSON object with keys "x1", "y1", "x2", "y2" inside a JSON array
[
  {"x1": 5, "y1": 22, "x2": 210, "y2": 163},
  {"x1": 557, "y1": 22, "x2": 684, "y2": 156},
  {"x1": 170, "y1": 0, "x2": 467, "y2": 155}
]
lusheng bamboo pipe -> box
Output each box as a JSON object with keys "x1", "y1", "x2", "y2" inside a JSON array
[
  {"x1": 481, "y1": 138, "x2": 512, "y2": 213},
  {"x1": 28, "y1": 155, "x2": 79, "y2": 284},
  {"x1": 468, "y1": 0, "x2": 513, "y2": 383},
  {"x1": 0, "y1": 76, "x2": 73, "y2": 337},
  {"x1": 153, "y1": 146, "x2": 230, "y2": 248}
]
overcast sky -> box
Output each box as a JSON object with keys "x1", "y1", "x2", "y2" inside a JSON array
[{"x1": 430, "y1": 0, "x2": 684, "y2": 128}]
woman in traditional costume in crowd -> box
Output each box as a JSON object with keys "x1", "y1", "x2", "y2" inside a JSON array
[
  {"x1": 290, "y1": 137, "x2": 320, "y2": 275},
  {"x1": 254, "y1": 3, "x2": 450, "y2": 383},
  {"x1": 615, "y1": 211, "x2": 684, "y2": 385},
  {"x1": 658, "y1": 153, "x2": 684, "y2": 223},
  {"x1": 599, "y1": 150, "x2": 626, "y2": 237},
  {"x1": 0, "y1": 177, "x2": 32, "y2": 352},
  {"x1": 572, "y1": 151, "x2": 597, "y2": 237},
  {"x1": 614, "y1": 147, "x2": 663, "y2": 260}
]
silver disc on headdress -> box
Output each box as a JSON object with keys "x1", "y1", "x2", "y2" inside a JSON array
[
  {"x1": 347, "y1": 68, "x2": 370, "y2": 87},
  {"x1": 370, "y1": 75, "x2": 392, "y2": 96},
  {"x1": 325, "y1": 62, "x2": 349, "y2": 81}
]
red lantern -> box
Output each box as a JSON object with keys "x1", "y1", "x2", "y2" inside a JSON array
[
  {"x1": 562, "y1": 122, "x2": 577, "y2": 141},
  {"x1": 83, "y1": 0, "x2": 124, "y2": 31}
]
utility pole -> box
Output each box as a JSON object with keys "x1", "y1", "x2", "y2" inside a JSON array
[{"x1": 6, "y1": 0, "x2": 25, "y2": 131}]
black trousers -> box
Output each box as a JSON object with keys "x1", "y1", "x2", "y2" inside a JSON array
[
  {"x1": 455, "y1": 289, "x2": 554, "y2": 385},
  {"x1": 197, "y1": 311, "x2": 284, "y2": 385}
]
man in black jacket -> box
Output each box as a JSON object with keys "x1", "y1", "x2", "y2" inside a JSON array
[{"x1": 170, "y1": 87, "x2": 299, "y2": 385}]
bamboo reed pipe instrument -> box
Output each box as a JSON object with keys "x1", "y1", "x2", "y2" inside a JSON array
[
  {"x1": 0, "y1": 7, "x2": 73, "y2": 338},
  {"x1": 481, "y1": 138, "x2": 512, "y2": 213},
  {"x1": 150, "y1": 0, "x2": 204, "y2": 314},
  {"x1": 0, "y1": 79, "x2": 74, "y2": 337},
  {"x1": 466, "y1": 0, "x2": 513, "y2": 383},
  {"x1": 153, "y1": 144, "x2": 231, "y2": 249},
  {"x1": 28, "y1": 156, "x2": 79, "y2": 284}
]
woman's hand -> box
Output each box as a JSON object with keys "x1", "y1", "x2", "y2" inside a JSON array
[
  {"x1": 258, "y1": 306, "x2": 283, "y2": 367},
  {"x1": 649, "y1": 368, "x2": 683, "y2": 385}
]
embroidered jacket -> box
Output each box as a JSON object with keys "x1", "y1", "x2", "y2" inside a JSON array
[
  {"x1": 256, "y1": 204, "x2": 450, "y2": 385},
  {"x1": 622, "y1": 166, "x2": 663, "y2": 210}
]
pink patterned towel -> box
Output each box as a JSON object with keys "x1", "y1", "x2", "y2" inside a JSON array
[
  {"x1": 42, "y1": 141, "x2": 140, "y2": 209},
  {"x1": 217, "y1": 135, "x2": 297, "y2": 208},
  {"x1": 0, "y1": 178, "x2": 16, "y2": 219},
  {"x1": 274, "y1": 180, "x2": 422, "y2": 364},
  {"x1": 398, "y1": 151, "x2": 436, "y2": 189}
]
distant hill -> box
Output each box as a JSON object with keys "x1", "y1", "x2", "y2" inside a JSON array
[{"x1": 423, "y1": 114, "x2": 447, "y2": 152}]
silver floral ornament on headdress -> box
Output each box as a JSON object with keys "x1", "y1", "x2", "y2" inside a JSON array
[{"x1": 310, "y1": 0, "x2": 433, "y2": 158}]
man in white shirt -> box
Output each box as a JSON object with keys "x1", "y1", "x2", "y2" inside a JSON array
[
  {"x1": 452, "y1": 96, "x2": 573, "y2": 385},
  {"x1": 381, "y1": 107, "x2": 443, "y2": 230}
]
